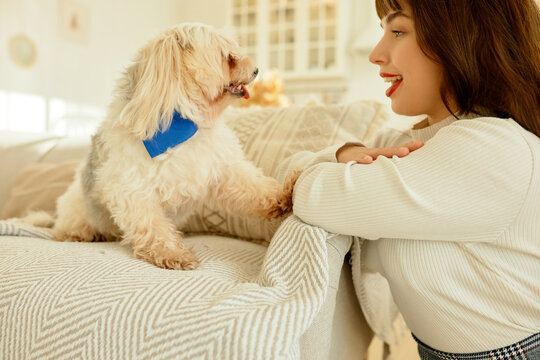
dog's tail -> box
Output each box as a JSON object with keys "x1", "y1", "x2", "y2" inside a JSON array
[{"x1": 9, "y1": 210, "x2": 56, "y2": 228}]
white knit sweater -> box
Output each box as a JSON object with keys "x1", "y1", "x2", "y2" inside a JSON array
[{"x1": 284, "y1": 114, "x2": 540, "y2": 353}]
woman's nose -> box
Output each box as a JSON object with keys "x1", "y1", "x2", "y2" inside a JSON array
[{"x1": 368, "y1": 39, "x2": 387, "y2": 65}]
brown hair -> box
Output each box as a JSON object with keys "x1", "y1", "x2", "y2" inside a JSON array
[{"x1": 375, "y1": 0, "x2": 540, "y2": 137}]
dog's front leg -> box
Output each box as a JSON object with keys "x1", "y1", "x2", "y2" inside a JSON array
[
  {"x1": 210, "y1": 161, "x2": 301, "y2": 220},
  {"x1": 106, "y1": 193, "x2": 199, "y2": 270}
]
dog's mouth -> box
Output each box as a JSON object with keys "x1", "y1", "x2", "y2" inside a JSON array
[
  {"x1": 225, "y1": 82, "x2": 250, "y2": 99},
  {"x1": 224, "y1": 69, "x2": 258, "y2": 100}
]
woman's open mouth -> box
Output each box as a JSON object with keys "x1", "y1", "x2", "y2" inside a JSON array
[{"x1": 381, "y1": 73, "x2": 403, "y2": 97}]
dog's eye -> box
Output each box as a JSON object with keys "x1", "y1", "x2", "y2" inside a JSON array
[{"x1": 228, "y1": 54, "x2": 237, "y2": 67}]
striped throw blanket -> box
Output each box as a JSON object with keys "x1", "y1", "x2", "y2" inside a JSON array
[{"x1": 0, "y1": 215, "x2": 331, "y2": 360}]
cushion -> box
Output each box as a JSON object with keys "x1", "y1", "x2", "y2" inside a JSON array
[
  {"x1": 0, "y1": 161, "x2": 79, "y2": 219},
  {"x1": 0, "y1": 133, "x2": 90, "y2": 210},
  {"x1": 1, "y1": 100, "x2": 390, "y2": 243}
]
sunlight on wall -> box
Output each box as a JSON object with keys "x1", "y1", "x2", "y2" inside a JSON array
[
  {"x1": 0, "y1": 91, "x2": 6, "y2": 129},
  {"x1": 0, "y1": 90, "x2": 46, "y2": 133},
  {"x1": 48, "y1": 98, "x2": 105, "y2": 136},
  {"x1": 0, "y1": 89, "x2": 105, "y2": 136}
]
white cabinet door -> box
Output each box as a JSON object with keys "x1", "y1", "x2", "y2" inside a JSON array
[{"x1": 229, "y1": 0, "x2": 350, "y2": 104}]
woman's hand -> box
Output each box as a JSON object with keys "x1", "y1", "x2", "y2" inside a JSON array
[{"x1": 336, "y1": 140, "x2": 424, "y2": 164}]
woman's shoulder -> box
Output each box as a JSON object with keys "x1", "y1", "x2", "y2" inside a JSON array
[
  {"x1": 428, "y1": 115, "x2": 535, "y2": 167},
  {"x1": 451, "y1": 115, "x2": 518, "y2": 131},
  {"x1": 446, "y1": 116, "x2": 537, "y2": 149},
  {"x1": 436, "y1": 116, "x2": 536, "y2": 202}
]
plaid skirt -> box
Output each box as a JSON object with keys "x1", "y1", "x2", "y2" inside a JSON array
[{"x1": 413, "y1": 333, "x2": 540, "y2": 360}]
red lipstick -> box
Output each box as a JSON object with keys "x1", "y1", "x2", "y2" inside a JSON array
[{"x1": 380, "y1": 72, "x2": 400, "y2": 77}]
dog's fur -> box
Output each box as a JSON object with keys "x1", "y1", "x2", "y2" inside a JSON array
[{"x1": 52, "y1": 23, "x2": 298, "y2": 270}]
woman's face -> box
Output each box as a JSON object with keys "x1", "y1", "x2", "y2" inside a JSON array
[{"x1": 369, "y1": 5, "x2": 452, "y2": 124}]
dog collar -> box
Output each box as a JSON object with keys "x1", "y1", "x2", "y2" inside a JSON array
[{"x1": 143, "y1": 110, "x2": 198, "y2": 158}]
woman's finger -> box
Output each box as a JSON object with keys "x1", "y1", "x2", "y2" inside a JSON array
[
  {"x1": 368, "y1": 146, "x2": 410, "y2": 159},
  {"x1": 402, "y1": 140, "x2": 424, "y2": 152},
  {"x1": 368, "y1": 140, "x2": 425, "y2": 159},
  {"x1": 356, "y1": 155, "x2": 373, "y2": 164}
]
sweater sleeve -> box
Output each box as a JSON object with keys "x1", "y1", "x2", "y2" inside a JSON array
[
  {"x1": 274, "y1": 145, "x2": 342, "y2": 183},
  {"x1": 274, "y1": 128, "x2": 407, "y2": 183},
  {"x1": 292, "y1": 118, "x2": 532, "y2": 242}
]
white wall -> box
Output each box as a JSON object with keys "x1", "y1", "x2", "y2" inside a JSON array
[
  {"x1": 342, "y1": 0, "x2": 387, "y2": 104},
  {"x1": 169, "y1": 0, "x2": 228, "y2": 28},
  {"x1": 0, "y1": 0, "x2": 185, "y2": 108}
]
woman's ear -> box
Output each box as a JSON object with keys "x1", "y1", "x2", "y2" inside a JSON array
[{"x1": 116, "y1": 34, "x2": 182, "y2": 140}]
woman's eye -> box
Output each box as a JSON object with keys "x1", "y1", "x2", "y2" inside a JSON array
[{"x1": 392, "y1": 30, "x2": 404, "y2": 38}]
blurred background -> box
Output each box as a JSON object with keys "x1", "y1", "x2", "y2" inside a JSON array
[{"x1": 0, "y1": 0, "x2": 390, "y2": 135}]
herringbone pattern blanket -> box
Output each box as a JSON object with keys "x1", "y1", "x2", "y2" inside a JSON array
[{"x1": 0, "y1": 215, "x2": 329, "y2": 360}]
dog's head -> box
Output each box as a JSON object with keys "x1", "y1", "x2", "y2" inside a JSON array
[{"x1": 116, "y1": 23, "x2": 258, "y2": 139}]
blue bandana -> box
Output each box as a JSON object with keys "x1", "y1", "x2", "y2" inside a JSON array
[{"x1": 143, "y1": 110, "x2": 198, "y2": 158}]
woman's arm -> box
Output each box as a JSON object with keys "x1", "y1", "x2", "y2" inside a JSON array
[
  {"x1": 336, "y1": 140, "x2": 423, "y2": 164},
  {"x1": 293, "y1": 119, "x2": 532, "y2": 242},
  {"x1": 274, "y1": 128, "x2": 419, "y2": 182}
]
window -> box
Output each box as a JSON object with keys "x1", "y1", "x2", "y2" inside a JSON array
[
  {"x1": 0, "y1": 89, "x2": 105, "y2": 136},
  {"x1": 230, "y1": 0, "x2": 348, "y2": 104},
  {"x1": 267, "y1": 0, "x2": 296, "y2": 71},
  {"x1": 232, "y1": 0, "x2": 258, "y2": 62},
  {"x1": 308, "y1": 0, "x2": 337, "y2": 71},
  {"x1": 0, "y1": 90, "x2": 47, "y2": 133}
]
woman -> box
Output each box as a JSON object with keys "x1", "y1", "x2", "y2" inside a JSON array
[{"x1": 282, "y1": 0, "x2": 540, "y2": 358}]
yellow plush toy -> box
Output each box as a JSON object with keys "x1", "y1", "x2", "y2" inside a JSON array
[{"x1": 236, "y1": 70, "x2": 290, "y2": 108}]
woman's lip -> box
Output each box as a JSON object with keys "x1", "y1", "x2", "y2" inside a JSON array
[
  {"x1": 386, "y1": 80, "x2": 402, "y2": 97},
  {"x1": 380, "y1": 72, "x2": 401, "y2": 78}
]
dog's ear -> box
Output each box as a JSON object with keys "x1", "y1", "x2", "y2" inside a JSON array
[{"x1": 116, "y1": 32, "x2": 182, "y2": 140}]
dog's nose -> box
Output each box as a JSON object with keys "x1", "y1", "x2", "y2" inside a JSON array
[{"x1": 253, "y1": 68, "x2": 259, "y2": 77}]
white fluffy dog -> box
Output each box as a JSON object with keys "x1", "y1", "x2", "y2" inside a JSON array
[{"x1": 53, "y1": 23, "x2": 297, "y2": 270}]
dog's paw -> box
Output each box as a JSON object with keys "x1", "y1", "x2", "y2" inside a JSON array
[
  {"x1": 135, "y1": 243, "x2": 200, "y2": 270},
  {"x1": 263, "y1": 169, "x2": 303, "y2": 220},
  {"x1": 53, "y1": 227, "x2": 105, "y2": 242}
]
